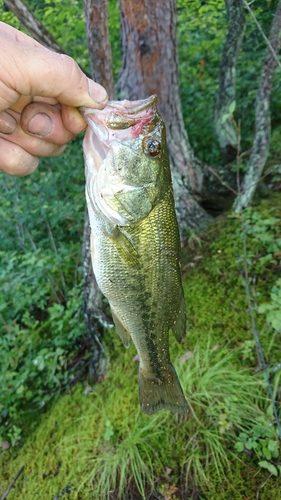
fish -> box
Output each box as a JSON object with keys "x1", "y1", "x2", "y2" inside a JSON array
[{"x1": 81, "y1": 95, "x2": 188, "y2": 415}]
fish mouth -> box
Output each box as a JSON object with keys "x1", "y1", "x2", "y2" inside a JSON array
[
  {"x1": 80, "y1": 94, "x2": 157, "y2": 120},
  {"x1": 80, "y1": 95, "x2": 158, "y2": 132},
  {"x1": 81, "y1": 95, "x2": 158, "y2": 171},
  {"x1": 104, "y1": 94, "x2": 157, "y2": 115}
]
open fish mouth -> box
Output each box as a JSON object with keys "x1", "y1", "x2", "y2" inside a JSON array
[
  {"x1": 80, "y1": 94, "x2": 157, "y2": 127},
  {"x1": 80, "y1": 94, "x2": 158, "y2": 139},
  {"x1": 80, "y1": 95, "x2": 159, "y2": 172},
  {"x1": 106, "y1": 94, "x2": 157, "y2": 113}
]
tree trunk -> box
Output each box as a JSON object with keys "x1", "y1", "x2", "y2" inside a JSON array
[
  {"x1": 213, "y1": 0, "x2": 246, "y2": 164},
  {"x1": 4, "y1": 0, "x2": 91, "y2": 77},
  {"x1": 6, "y1": 0, "x2": 113, "y2": 381},
  {"x1": 83, "y1": 0, "x2": 115, "y2": 99},
  {"x1": 82, "y1": 0, "x2": 115, "y2": 380},
  {"x1": 82, "y1": 212, "x2": 112, "y2": 382},
  {"x1": 117, "y1": 0, "x2": 212, "y2": 238},
  {"x1": 234, "y1": 0, "x2": 281, "y2": 211}
]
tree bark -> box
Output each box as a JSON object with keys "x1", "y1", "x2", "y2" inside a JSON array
[
  {"x1": 82, "y1": 0, "x2": 115, "y2": 380},
  {"x1": 83, "y1": 0, "x2": 115, "y2": 99},
  {"x1": 234, "y1": 0, "x2": 281, "y2": 211},
  {"x1": 7, "y1": 0, "x2": 115, "y2": 380},
  {"x1": 117, "y1": 0, "x2": 212, "y2": 237},
  {"x1": 3, "y1": 0, "x2": 91, "y2": 77},
  {"x1": 213, "y1": 0, "x2": 246, "y2": 164}
]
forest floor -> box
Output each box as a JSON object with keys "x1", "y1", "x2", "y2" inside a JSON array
[{"x1": 0, "y1": 190, "x2": 281, "y2": 500}]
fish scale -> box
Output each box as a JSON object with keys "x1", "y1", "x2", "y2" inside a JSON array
[{"x1": 81, "y1": 95, "x2": 188, "y2": 415}]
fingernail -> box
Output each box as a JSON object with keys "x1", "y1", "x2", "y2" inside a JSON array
[
  {"x1": 27, "y1": 113, "x2": 53, "y2": 136},
  {"x1": 88, "y1": 80, "x2": 108, "y2": 104},
  {"x1": 0, "y1": 112, "x2": 17, "y2": 134}
]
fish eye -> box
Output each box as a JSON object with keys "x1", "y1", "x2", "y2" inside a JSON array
[{"x1": 142, "y1": 137, "x2": 161, "y2": 157}]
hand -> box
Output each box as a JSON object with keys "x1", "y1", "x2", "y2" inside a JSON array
[{"x1": 0, "y1": 22, "x2": 108, "y2": 176}]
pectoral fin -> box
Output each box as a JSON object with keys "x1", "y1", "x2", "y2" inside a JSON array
[
  {"x1": 111, "y1": 307, "x2": 130, "y2": 348},
  {"x1": 107, "y1": 226, "x2": 140, "y2": 267}
]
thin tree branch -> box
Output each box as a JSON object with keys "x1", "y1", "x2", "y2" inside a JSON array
[
  {"x1": 4, "y1": 0, "x2": 91, "y2": 77},
  {"x1": 0, "y1": 466, "x2": 24, "y2": 500},
  {"x1": 207, "y1": 165, "x2": 238, "y2": 195},
  {"x1": 214, "y1": 0, "x2": 246, "y2": 161},
  {"x1": 83, "y1": 0, "x2": 115, "y2": 98},
  {"x1": 235, "y1": 0, "x2": 281, "y2": 210},
  {"x1": 4, "y1": 0, "x2": 64, "y2": 52},
  {"x1": 242, "y1": 0, "x2": 281, "y2": 70}
]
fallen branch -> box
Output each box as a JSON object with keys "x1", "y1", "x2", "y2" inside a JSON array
[
  {"x1": 52, "y1": 484, "x2": 71, "y2": 500},
  {"x1": 0, "y1": 466, "x2": 24, "y2": 500}
]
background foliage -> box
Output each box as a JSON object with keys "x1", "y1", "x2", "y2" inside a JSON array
[
  {"x1": 0, "y1": 139, "x2": 87, "y2": 443},
  {"x1": 0, "y1": 0, "x2": 281, "y2": 497}
]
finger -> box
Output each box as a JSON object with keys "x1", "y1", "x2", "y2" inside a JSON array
[
  {"x1": 0, "y1": 33, "x2": 108, "y2": 110},
  {"x1": 21, "y1": 103, "x2": 77, "y2": 144},
  {"x1": 10, "y1": 95, "x2": 32, "y2": 113},
  {"x1": 0, "y1": 110, "x2": 66, "y2": 156},
  {"x1": 20, "y1": 102, "x2": 86, "y2": 140},
  {"x1": 61, "y1": 104, "x2": 88, "y2": 135},
  {"x1": 33, "y1": 96, "x2": 59, "y2": 105},
  {"x1": 0, "y1": 137, "x2": 39, "y2": 176},
  {"x1": 10, "y1": 96, "x2": 58, "y2": 114},
  {"x1": 0, "y1": 111, "x2": 17, "y2": 134}
]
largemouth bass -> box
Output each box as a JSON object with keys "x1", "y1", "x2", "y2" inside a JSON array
[{"x1": 81, "y1": 95, "x2": 188, "y2": 415}]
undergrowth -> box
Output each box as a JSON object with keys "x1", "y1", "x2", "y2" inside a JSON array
[
  {"x1": 0, "y1": 139, "x2": 88, "y2": 444},
  {"x1": 0, "y1": 192, "x2": 281, "y2": 499},
  {"x1": 0, "y1": 343, "x2": 273, "y2": 500},
  {"x1": 1, "y1": 2, "x2": 281, "y2": 498}
]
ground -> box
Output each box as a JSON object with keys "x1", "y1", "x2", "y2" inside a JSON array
[{"x1": 1, "y1": 191, "x2": 281, "y2": 500}]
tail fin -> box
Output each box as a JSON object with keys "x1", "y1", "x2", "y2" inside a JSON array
[{"x1": 138, "y1": 364, "x2": 188, "y2": 415}]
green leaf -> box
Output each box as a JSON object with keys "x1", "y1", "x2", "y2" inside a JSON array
[
  {"x1": 238, "y1": 432, "x2": 248, "y2": 442},
  {"x1": 234, "y1": 442, "x2": 244, "y2": 452},
  {"x1": 104, "y1": 420, "x2": 114, "y2": 441},
  {"x1": 221, "y1": 113, "x2": 230, "y2": 124},
  {"x1": 267, "y1": 463, "x2": 278, "y2": 476},
  {"x1": 228, "y1": 100, "x2": 236, "y2": 114},
  {"x1": 258, "y1": 460, "x2": 270, "y2": 470},
  {"x1": 267, "y1": 439, "x2": 280, "y2": 456},
  {"x1": 246, "y1": 439, "x2": 254, "y2": 450},
  {"x1": 258, "y1": 460, "x2": 278, "y2": 476},
  {"x1": 262, "y1": 446, "x2": 272, "y2": 460}
]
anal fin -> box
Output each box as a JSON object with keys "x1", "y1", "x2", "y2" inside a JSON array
[
  {"x1": 170, "y1": 293, "x2": 187, "y2": 343},
  {"x1": 111, "y1": 307, "x2": 131, "y2": 348}
]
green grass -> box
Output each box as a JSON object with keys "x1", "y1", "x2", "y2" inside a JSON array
[
  {"x1": 1, "y1": 193, "x2": 281, "y2": 499},
  {"x1": 0, "y1": 342, "x2": 276, "y2": 499}
]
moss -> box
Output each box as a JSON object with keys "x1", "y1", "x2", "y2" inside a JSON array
[
  {"x1": 203, "y1": 459, "x2": 281, "y2": 499},
  {"x1": 182, "y1": 193, "x2": 281, "y2": 351},
  {"x1": 1, "y1": 193, "x2": 281, "y2": 499}
]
